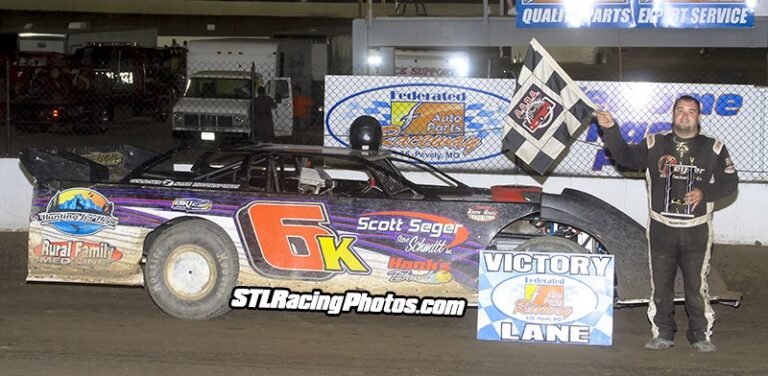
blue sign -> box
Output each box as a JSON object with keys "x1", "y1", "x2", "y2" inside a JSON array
[
  {"x1": 635, "y1": 0, "x2": 754, "y2": 28},
  {"x1": 477, "y1": 250, "x2": 615, "y2": 346},
  {"x1": 516, "y1": 0, "x2": 755, "y2": 28},
  {"x1": 516, "y1": 0, "x2": 635, "y2": 28}
]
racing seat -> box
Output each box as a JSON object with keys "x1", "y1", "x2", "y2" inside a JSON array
[{"x1": 298, "y1": 166, "x2": 335, "y2": 195}]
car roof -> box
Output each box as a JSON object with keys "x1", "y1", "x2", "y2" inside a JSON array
[
  {"x1": 209, "y1": 143, "x2": 393, "y2": 162},
  {"x1": 190, "y1": 70, "x2": 263, "y2": 79}
]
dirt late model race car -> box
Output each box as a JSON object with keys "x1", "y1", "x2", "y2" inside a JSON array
[{"x1": 20, "y1": 142, "x2": 741, "y2": 319}]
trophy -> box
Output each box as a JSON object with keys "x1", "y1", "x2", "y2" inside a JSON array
[{"x1": 662, "y1": 163, "x2": 697, "y2": 218}]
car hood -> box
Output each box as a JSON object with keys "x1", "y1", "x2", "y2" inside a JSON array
[{"x1": 173, "y1": 97, "x2": 249, "y2": 115}]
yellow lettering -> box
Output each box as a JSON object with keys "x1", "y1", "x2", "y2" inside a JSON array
[{"x1": 317, "y1": 236, "x2": 370, "y2": 274}]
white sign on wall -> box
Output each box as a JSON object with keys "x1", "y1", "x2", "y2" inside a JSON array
[{"x1": 324, "y1": 76, "x2": 766, "y2": 181}]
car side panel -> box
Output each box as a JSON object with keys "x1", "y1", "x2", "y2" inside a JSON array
[{"x1": 27, "y1": 182, "x2": 536, "y2": 302}]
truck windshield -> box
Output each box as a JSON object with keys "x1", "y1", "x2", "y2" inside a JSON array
[{"x1": 185, "y1": 78, "x2": 251, "y2": 99}]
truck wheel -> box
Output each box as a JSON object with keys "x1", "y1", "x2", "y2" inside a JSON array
[
  {"x1": 513, "y1": 236, "x2": 587, "y2": 254},
  {"x1": 144, "y1": 220, "x2": 239, "y2": 320}
]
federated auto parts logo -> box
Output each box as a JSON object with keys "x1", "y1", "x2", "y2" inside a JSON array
[
  {"x1": 325, "y1": 80, "x2": 511, "y2": 164},
  {"x1": 387, "y1": 99, "x2": 481, "y2": 155},
  {"x1": 492, "y1": 274, "x2": 598, "y2": 324},
  {"x1": 37, "y1": 188, "x2": 119, "y2": 236},
  {"x1": 33, "y1": 239, "x2": 123, "y2": 265}
]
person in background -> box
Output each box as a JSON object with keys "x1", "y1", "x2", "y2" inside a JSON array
[
  {"x1": 292, "y1": 85, "x2": 314, "y2": 132},
  {"x1": 253, "y1": 86, "x2": 276, "y2": 143}
]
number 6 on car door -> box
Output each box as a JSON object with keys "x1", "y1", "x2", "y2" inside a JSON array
[{"x1": 236, "y1": 201, "x2": 370, "y2": 280}]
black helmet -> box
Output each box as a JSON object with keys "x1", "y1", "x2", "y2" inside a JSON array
[{"x1": 349, "y1": 115, "x2": 383, "y2": 151}]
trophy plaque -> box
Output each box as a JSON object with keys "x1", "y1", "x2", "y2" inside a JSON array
[{"x1": 662, "y1": 163, "x2": 697, "y2": 218}]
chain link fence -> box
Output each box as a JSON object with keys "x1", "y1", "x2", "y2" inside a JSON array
[
  {"x1": 0, "y1": 48, "x2": 325, "y2": 155},
  {"x1": 324, "y1": 63, "x2": 766, "y2": 182},
  {"x1": 1, "y1": 46, "x2": 766, "y2": 182}
]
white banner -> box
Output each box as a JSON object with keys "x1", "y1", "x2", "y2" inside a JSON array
[
  {"x1": 324, "y1": 76, "x2": 766, "y2": 181},
  {"x1": 477, "y1": 250, "x2": 615, "y2": 346}
]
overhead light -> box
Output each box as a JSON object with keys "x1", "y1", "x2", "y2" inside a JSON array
[
  {"x1": 449, "y1": 55, "x2": 470, "y2": 77},
  {"x1": 368, "y1": 54, "x2": 382, "y2": 67},
  {"x1": 207, "y1": 24, "x2": 216, "y2": 31},
  {"x1": 624, "y1": 82, "x2": 653, "y2": 110},
  {"x1": 565, "y1": 0, "x2": 594, "y2": 28}
]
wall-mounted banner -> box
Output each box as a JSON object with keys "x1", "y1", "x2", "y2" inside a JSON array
[
  {"x1": 325, "y1": 76, "x2": 765, "y2": 181},
  {"x1": 324, "y1": 76, "x2": 516, "y2": 167},
  {"x1": 477, "y1": 250, "x2": 614, "y2": 346},
  {"x1": 516, "y1": 0, "x2": 635, "y2": 28},
  {"x1": 516, "y1": 0, "x2": 756, "y2": 28},
  {"x1": 635, "y1": 0, "x2": 755, "y2": 28}
]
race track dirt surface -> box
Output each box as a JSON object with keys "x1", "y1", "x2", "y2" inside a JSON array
[{"x1": 1, "y1": 232, "x2": 767, "y2": 375}]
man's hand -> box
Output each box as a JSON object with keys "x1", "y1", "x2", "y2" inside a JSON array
[
  {"x1": 685, "y1": 188, "x2": 704, "y2": 211},
  {"x1": 593, "y1": 110, "x2": 615, "y2": 129}
]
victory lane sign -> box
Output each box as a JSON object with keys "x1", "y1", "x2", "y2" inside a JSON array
[{"x1": 477, "y1": 250, "x2": 615, "y2": 346}]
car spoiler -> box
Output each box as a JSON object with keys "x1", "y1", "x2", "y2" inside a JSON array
[{"x1": 19, "y1": 145, "x2": 158, "y2": 184}]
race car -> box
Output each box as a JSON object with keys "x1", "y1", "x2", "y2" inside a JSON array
[{"x1": 20, "y1": 137, "x2": 740, "y2": 319}]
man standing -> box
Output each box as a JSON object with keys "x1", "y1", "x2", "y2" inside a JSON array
[
  {"x1": 595, "y1": 95, "x2": 738, "y2": 353},
  {"x1": 252, "y1": 86, "x2": 276, "y2": 143},
  {"x1": 292, "y1": 85, "x2": 313, "y2": 132}
]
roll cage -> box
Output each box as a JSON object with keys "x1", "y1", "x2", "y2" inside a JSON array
[{"x1": 123, "y1": 143, "x2": 472, "y2": 199}]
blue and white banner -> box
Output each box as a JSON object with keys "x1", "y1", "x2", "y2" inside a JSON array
[
  {"x1": 516, "y1": 0, "x2": 756, "y2": 28},
  {"x1": 324, "y1": 76, "x2": 765, "y2": 181},
  {"x1": 324, "y1": 75, "x2": 515, "y2": 168},
  {"x1": 477, "y1": 250, "x2": 615, "y2": 346},
  {"x1": 636, "y1": 0, "x2": 755, "y2": 28},
  {"x1": 516, "y1": 0, "x2": 634, "y2": 28}
]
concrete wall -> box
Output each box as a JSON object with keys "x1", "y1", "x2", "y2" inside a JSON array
[
  {"x1": 1, "y1": 159, "x2": 34, "y2": 232},
  {"x1": 2, "y1": 158, "x2": 764, "y2": 245}
]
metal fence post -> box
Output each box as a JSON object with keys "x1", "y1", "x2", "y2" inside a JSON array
[{"x1": 5, "y1": 58, "x2": 10, "y2": 157}]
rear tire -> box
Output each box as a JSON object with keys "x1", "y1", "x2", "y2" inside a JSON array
[{"x1": 144, "y1": 219, "x2": 239, "y2": 320}]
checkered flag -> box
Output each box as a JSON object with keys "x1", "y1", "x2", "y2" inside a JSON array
[{"x1": 502, "y1": 39, "x2": 596, "y2": 175}]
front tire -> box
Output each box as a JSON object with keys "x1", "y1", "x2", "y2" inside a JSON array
[{"x1": 145, "y1": 220, "x2": 239, "y2": 320}]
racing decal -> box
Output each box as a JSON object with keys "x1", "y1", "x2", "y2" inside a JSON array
[
  {"x1": 387, "y1": 256, "x2": 453, "y2": 285},
  {"x1": 129, "y1": 178, "x2": 240, "y2": 190},
  {"x1": 657, "y1": 155, "x2": 678, "y2": 177},
  {"x1": 33, "y1": 239, "x2": 123, "y2": 265},
  {"x1": 355, "y1": 211, "x2": 469, "y2": 254},
  {"x1": 467, "y1": 206, "x2": 499, "y2": 223},
  {"x1": 81, "y1": 151, "x2": 123, "y2": 167},
  {"x1": 36, "y1": 188, "x2": 119, "y2": 236},
  {"x1": 171, "y1": 198, "x2": 213, "y2": 213},
  {"x1": 385, "y1": 100, "x2": 481, "y2": 156},
  {"x1": 510, "y1": 85, "x2": 564, "y2": 138},
  {"x1": 236, "y1": 201, "x2": 371, "y2": 280}
]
